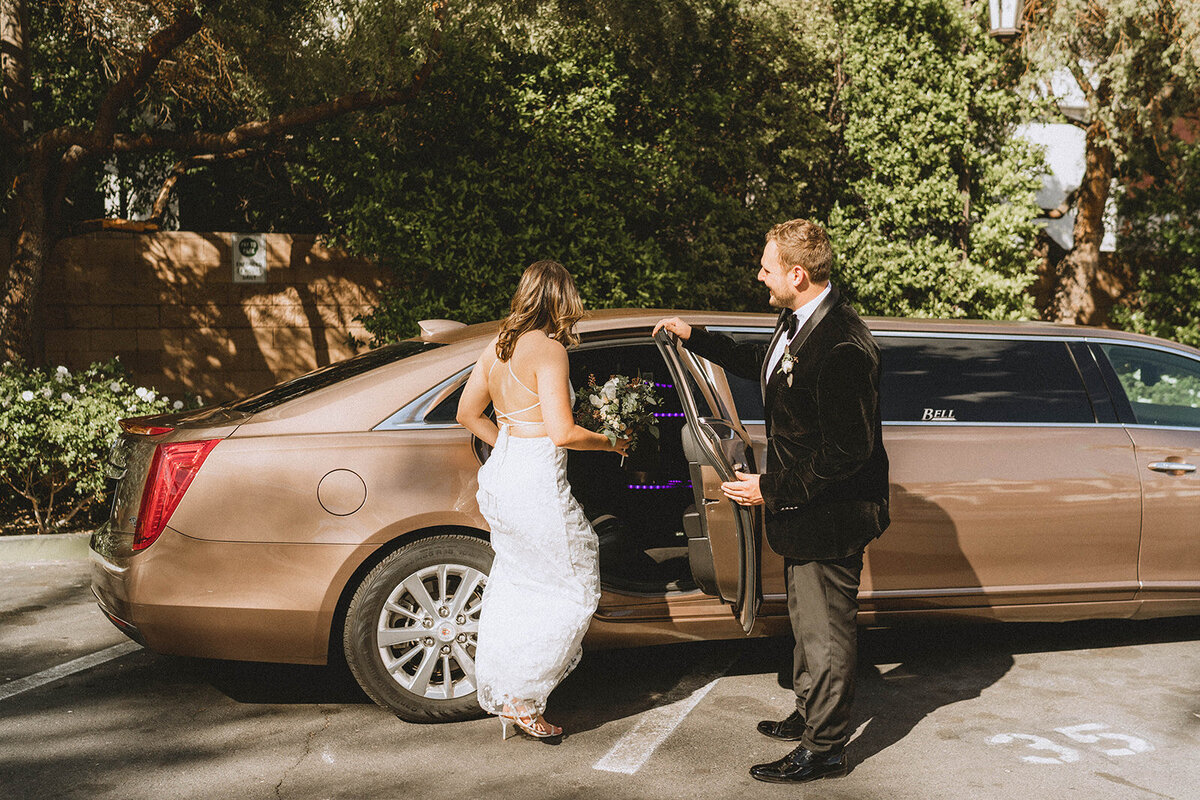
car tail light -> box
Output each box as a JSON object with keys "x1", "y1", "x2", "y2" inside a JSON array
[{"x1": 133, "y1": 440, "x2": 220, "y2": 551}]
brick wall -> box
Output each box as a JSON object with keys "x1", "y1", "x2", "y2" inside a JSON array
[{"x1": 40, "y1": 232, "x2": 383, "y2": 403}]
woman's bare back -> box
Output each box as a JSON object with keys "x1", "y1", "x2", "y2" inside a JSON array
[{"x1": 488, "y1": 332, "x2": 556, "y2": 437}]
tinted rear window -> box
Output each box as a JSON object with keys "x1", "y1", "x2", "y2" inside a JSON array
[
  {"x1": 228, "y1": 340, "x2": 443, "y2": 413},
  {"x1": 879, "y1": 337, "x2": 1094, "y2": 424},
  {"x1": 707, "y1": 329, "x2": 771, "y2": 422},
  {"x1": 424, "y1": 382, "x2": 467, "y2": 424},
  {"x1": 1099, "y1": 343, "x2": 1200, "y2": 428}
]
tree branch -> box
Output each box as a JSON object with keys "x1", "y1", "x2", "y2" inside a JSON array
[
  {"x1": 1044, "y1": 186, "x2": 1079, "y2": 219},
  {"x1": 1067, "y1": 59, "x2": 1098, "y2": 112},
  {"x1": 1143, "y1": 79, "x2": 1176, "y2": 123},
  {"x1": 55, "y1": 494, "x2": 92, "y2": 528},
  {"x1": 39, "y1": 13, "x2": 443, "y2": 152},
  {"x1": 149, "y1": 147, "x2": 264, "y2": 221},
  {"x1": 48, "y1": 3, "x2": 204, "y2": 229},
  {"x1": 109, "y1": 39, "x2": 441, "y2": 223},
  {"x1": 113, "y1": 58, "x2": 440, "y2": 156},
  {"x1": 1039, "y1": 81, "x2": 1089, "y2": 130},
  {"x1": 38, "y1": 3, "x2": 443, "y2": 235},
  {"x1": 92, "y1": 5, "x2": 204, "y2": 148}
]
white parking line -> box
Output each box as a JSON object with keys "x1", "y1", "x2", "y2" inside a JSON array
[
  {"x1": 0, "y1": 641, "x2": 142, "y2": 703},
  {"x1": 593, "y1": 654, "x2": 735, "y2": 775}
]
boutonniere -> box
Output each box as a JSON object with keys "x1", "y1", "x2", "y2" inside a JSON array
[{"x1": 778, "y1": 352, "x2": 796, "y2": 386}]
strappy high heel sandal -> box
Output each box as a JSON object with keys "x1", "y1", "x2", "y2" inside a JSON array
[{"x1": 500, "y1": 707, "x2": 563, "y2": 742}]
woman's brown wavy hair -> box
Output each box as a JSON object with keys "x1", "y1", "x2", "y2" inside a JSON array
[{"x1": 495, "y1": 260, "x2": 585, "y2": 362}]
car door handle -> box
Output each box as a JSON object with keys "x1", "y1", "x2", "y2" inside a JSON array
[
  {"x1": 1147, "y1": 462, "x2": 1197, "y2": 474},
  {"x1": 703, "y1": 498, "x2": 721, "y2": 505}
]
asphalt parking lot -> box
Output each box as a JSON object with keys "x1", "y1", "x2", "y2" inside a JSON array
[{"x1": 2, "y1": 558, "x2": 1199, "y2": 800}]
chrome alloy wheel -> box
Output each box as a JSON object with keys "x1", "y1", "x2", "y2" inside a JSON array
[{"x1": 376, "y1": 563, "x2": 486, "y2": 700}]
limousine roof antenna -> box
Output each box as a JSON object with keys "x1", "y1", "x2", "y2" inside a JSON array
[{"x1": 418, "y1": 319, "x2": 467, "y2": 340}]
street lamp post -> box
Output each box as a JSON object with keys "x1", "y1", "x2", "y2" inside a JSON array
[{"x1": 988, "y1": 0, "x2": 1023, "y2": 39}]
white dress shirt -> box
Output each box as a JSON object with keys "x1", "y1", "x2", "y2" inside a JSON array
[{"x1": 765, "y1": 283, "x2": 832, "y2": 382}]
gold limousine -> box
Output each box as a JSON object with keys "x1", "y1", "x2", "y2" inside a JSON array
[{"x1": 91, "y1": 310, "x2": 1200, "y2": 721}]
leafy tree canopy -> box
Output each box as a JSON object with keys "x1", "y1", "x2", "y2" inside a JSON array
[
  {"x1": 302, "y1": 0, "x2": 834, "y2": 341},
  {"x1": 302, "y1": 0, "x2": 1044, "y2": 342},
  {"x1": 827, "y1": 0, "x2": 1043, "y2": 320},
  {"x1": 1015, "y1": 0, "x2": 1200, "y2": 324},
  {"x1": 7, "y1": 0, "x2": 1049, "y2": 352}
]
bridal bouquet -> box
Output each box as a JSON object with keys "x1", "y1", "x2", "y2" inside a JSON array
[{"x1": 574, "y1": 374, "x2": 661, "y2": 455}]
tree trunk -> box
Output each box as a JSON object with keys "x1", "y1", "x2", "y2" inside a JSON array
[
  {"x1": 1, "y1": 0, "x2": 40, "y2": 362},
  {"x1": 1053, "y1": 119, "x2": 1113, "y2": 324},
  {"x1": 0, "y1": 155, "x2": 49, "y2": 362},
  {"x1": 1, "y1": 0, "x2": 33, "y2": 128}
]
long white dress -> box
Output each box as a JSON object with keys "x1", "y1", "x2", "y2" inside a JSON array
[{"x1": 473, "y1": 357, "x2": 601, "y2": 717}]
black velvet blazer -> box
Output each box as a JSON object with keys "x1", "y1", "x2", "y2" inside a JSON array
[{"x1": 684, "y1": 288, "x2": 890, "y2": 560}]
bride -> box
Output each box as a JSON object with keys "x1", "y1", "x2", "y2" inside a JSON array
[{"x1": 456, "y1": 260, "x2": 629, "y2": 741}]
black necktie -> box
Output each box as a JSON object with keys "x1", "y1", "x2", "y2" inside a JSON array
[{"x1": 782, "y1": 311, "x2": 798, "y2": 339}]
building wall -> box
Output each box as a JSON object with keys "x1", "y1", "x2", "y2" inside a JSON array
[{"x1": 40, "y1": 232, "x2": 383, "y2": 403}]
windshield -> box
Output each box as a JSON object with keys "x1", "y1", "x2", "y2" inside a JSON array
[{"x1": 227, "y1": 340, "x2": 444, "y2": 414}]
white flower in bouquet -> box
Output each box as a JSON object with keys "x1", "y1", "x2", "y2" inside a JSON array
[{"x1": 574, "y1": 374, "x2": 662, "y2": 462}]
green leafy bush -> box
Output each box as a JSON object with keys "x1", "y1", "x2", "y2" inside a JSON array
[
  {"x1": 827, "y1": 0, "x2": 1043, "y2": 320},
  {"x1": 0, "y1": 359, "x2": 194, "y2": 534},
  {"x1": 1111, "y1": 134, "x2": 1200, "y2": 348},
  {"x1": 305, "y1": 1, "x2": 832, "y2": 342},
  {"x1": 298, "y1": 1, "x2": 1043, "y2": 341}
]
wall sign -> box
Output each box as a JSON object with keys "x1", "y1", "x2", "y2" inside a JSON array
[{"x1": 232, "y1": 233, "x2": 267, "y2": 283}]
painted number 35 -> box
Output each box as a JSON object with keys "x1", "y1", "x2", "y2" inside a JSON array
[{"x1": 988, "y1": 724, "x2": 1154, "y2": 764}]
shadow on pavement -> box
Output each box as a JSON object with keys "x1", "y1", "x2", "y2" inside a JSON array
[
  {"x1": 849, "y1": 615, "x2": 1198, "y2": 769},
  {"x1": 169, "y1": 655, "x2": 372, "y2": 706},
  {"x1": 550, "y1": 637, "x2": 781, "y2": 735},
  {"x1": 155, "y1": 614, "x2": 1200, "y2": 746}
]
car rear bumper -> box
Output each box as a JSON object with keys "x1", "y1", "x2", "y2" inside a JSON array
[
  {"x1": 90, "y1": 581, "x2": 147, "y2": 646},
  {"x1": 90, "y1": 525, "x2": 364, "y2": 665}
]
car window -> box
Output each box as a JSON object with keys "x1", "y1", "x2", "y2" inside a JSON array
[
  {"x1": 1098, "y1": 344, "x2": 1200, "y2": 428},
  {"x1": 420, "y1": 341, "x2": 702, "y2": 425},
  {"x1": 569, "y1": 342, "x2": 706, "y2": 417},
  {"x1": 704, "y1": 329, "x2": 771, "y2": 422},
  {"x1": 229, "y1": 340, "x2": 443, "y2": 414},
  {"x1": 878, "y1": 336, "x2": 1095, "y2": 424},
  {"x1": 725, "y1": 373, "x2": 765, "y2": 423},
  {"x1": 424, "y1": 383, "x2": 465, "y2": 424}
]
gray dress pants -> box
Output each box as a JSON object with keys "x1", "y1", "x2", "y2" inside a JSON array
[{"x1": 785, "y1": 550, "x2": 864, "y2": 754}]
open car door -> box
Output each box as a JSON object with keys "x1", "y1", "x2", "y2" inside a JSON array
[{"x1": 654, "y1": 329, "x2": 762, "y2": 633}]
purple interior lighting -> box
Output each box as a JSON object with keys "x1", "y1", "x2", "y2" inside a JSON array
[{"x1": 625, "y1": 480, "x2": 693, "y2": 490}]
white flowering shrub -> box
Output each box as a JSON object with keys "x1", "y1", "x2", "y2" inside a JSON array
[{"x1": 0, "y1": 359, "x2": 198, "y2": 534}]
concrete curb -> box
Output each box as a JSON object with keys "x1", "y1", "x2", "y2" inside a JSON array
[{"x1": 0, "y1": 532, "x2": 92, "y2": 563}]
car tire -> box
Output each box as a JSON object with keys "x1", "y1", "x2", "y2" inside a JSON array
[{"x1": 344, "y1": 534, "x2": 493, "y2": 722}]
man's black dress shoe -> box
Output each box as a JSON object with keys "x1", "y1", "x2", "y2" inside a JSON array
[
  {"x1": 756, "y1": 710, "x2": 805, "y2": 741},
  {"x1": 749, "y1": 746, "x2": 848, "y2": 784}
]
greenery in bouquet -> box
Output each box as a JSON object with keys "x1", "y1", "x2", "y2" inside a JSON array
[
  {"x1": 0, "y1": 358, "x2": 202, "y2": 534},
  {"x1": 573, "y1": 374, "x2": 661, "y2": 451}
]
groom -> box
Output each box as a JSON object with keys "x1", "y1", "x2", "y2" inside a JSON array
[{"x1": 654, "y1": 218, "x2": 889, "y2": 783}]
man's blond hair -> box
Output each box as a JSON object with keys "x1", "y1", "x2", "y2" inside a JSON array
[{"x1": 767, "y1": 219, "x2": 833, "y2": 283}]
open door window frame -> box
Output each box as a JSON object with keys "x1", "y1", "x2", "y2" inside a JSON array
[{"x1": 654, "y1": 329, "x2": 762, "y2": 633}]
